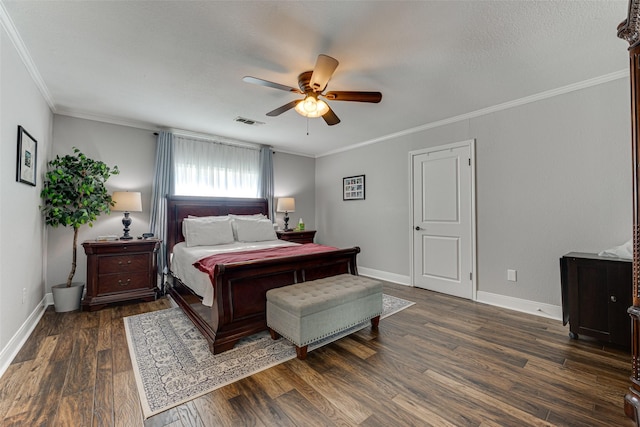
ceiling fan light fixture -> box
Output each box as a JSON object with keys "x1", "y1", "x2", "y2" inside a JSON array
[{"x1": 295, "y1": 95, "x2": 329, "y2": 118}]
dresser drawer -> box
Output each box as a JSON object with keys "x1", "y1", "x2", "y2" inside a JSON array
[
  {"x1": 97, "y1": 272, "x2": 150, "y2": 294},
  {"x1": 98, "y1": 253, "x2": 149, "y2": 274}
]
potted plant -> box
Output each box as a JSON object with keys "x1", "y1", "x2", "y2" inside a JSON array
[{"x1": 40, "y1": 147, "x2": 119, "y2": 312}]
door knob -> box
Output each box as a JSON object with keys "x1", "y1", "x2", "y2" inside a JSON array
[
  {"x1": 415, "y1": 226, "x2": 421, "y2": 231},
  {"x1": 610, "y1": 295, "x2": 617, "y2": 303}
]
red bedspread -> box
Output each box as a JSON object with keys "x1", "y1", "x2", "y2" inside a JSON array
[{"x1": 194, "y1": 243, "x2": 339, "y2": 285}]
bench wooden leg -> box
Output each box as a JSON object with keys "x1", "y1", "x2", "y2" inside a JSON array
[
  {"x1": 269, "y1": 328, "x2": 280, "y2": 340},
  {"x1": 371, "y1": 315, "x2": 380, "y2": 330},
  {"x1": 295, "y1": 345, "x2": 308, "y2": 360}
]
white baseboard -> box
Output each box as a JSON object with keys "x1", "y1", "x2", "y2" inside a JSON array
[
  {"x1": 357, "y1": 269, "x2": 561, "y2": 321},
  {"x1": 476, "y1": 290, "x2": 562, "y2": 321},
  {"x1": 0, "y1": 296, "x2": 49, "y2": 379},
  {"x1": 358, "y1": 267, "x2": 410, "y2": 286}
]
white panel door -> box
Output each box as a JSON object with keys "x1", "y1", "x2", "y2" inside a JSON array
[{"x1": 412, "y1": 142, "x2": 473, "y2": 299}]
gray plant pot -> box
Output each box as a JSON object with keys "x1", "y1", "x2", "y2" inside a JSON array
[{"x1": 51, "y1": 282, "x2": 84, "y2": 312}]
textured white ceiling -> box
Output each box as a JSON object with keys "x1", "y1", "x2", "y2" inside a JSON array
[{"x1": 1, "y1": 1, "x2": 630, "y2": 157}]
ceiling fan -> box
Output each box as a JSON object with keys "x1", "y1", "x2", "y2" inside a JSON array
[{"x1": 242, "y1": 54, "x2": 382, "y2": 126}]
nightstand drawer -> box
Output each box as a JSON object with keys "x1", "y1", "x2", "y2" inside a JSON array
[
  {"x1": 98, "y1": 272, "x2": 149, "y2": 294},
  {"x1": 276, "y1": 230, "x2": 316, "y2": 244},
  {"x1": 99, "y1": 253, "x2": 149, "y2": 274}
]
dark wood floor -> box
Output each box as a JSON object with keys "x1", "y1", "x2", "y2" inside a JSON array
[{"x1": 0, "y1": 282, "x2": 634, "y2": 426}]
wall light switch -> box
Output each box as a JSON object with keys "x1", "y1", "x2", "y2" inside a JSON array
[{"x1": 507, "y1": 269, "x2": 517, "y2": 282}]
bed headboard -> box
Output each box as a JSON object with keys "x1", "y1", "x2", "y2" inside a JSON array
[{"x1": 166, "y1": 195, "x2": 269, "y2": 265}]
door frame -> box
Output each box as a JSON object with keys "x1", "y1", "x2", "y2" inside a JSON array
[{"x1": 408, "y1": 139, "x2": 478, "y2": 300}]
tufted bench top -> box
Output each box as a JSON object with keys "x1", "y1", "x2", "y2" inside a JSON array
[{"x1": 266, "y1": 274, "x2": 382, "y2": 317}]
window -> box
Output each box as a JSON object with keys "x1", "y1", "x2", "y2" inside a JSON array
[{"x1": 173, "y1": 135, "x2": 260, "y2": 197}]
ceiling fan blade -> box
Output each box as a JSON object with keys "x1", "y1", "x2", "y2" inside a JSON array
[
  {"x1": 324, "y1": 91, "x2": 382, "y2": 103},
  {"x1": 310, "y1": 54, "x2": 339, "y2": 92},
  {"x1": 322, "y1": 105, "x2": 341, "y2": 126},
  {"x1": 266, "y1": 100, "x2": 301, "y2": 117},
  {"x1": 243, "y1": 76, "x2": 302, "y2": 94}
]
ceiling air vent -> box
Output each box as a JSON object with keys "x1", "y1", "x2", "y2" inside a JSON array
[{"x1": 234, "y1": 117, "x2": 265, "y2": 126}]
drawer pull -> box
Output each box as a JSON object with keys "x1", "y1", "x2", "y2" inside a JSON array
[
  {"x1": 118, "y1": 279, "x2": 131, "y2": 286},
  {"x1": 118, "y1": 260, "x2": 133, "y2": 266},
  {"x1": 610, "y1": 295, "x2": 617, "y2": 303}
]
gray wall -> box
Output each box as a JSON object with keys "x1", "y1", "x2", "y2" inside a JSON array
[
  {"x1": 316, "y1": 78, "x2": 631, "y2": 308},
  {"x1": 273, "y1": 151, "x2": 316, "y2": 232},
  {"x1": 0, "y1": 27, "x2": 53, "y2": 363},
  {"x1": 46, "y1": 116, "x2": 156, "y2": 291}
]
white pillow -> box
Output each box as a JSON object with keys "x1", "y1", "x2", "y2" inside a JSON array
[
  {"x1": 183, "y1": 217, "x2": 235, "y2": 247},
  {"x1": 233, "y1": 218, "x2": 277, "y2": 242},
  {"x1": 187, "y1": 214, "x2": 229, "y2": 220},
  {"x1": 228, "y1": 213, "x2": 266, "y2": 219},
  {"x1": 183, "y1": 214, "x2": 229, "y2": 236},
  {"x1": 229, "y1": 213, "x2": 267, "y2": 240}
]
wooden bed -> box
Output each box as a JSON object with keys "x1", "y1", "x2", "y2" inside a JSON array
[{"x1": 165, "y1": 195, "x2": 361, "y2": 354}]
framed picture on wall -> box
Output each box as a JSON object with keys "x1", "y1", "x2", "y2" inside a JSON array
[
  {"x1": 343, "y1": 175, "x2": 365, "y2": 201},
  {"x1": 16, "y1": 125, "x2": 37, "y2": 187}
]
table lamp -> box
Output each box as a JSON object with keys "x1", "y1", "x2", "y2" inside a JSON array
[
  {"x1": 112, "y1": 191, "x2": 142, "y2": 240},
  {"x1": 276, "y1": 197, "x2": 295, "y2": 231}
]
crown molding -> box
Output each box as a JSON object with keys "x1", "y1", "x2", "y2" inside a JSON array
[
  {"x1": 0, "y1": 1, "x2": 55, "y2": 110},
  {"x1": 317, "y1": 69, "x2": 630, "y2": 158}
]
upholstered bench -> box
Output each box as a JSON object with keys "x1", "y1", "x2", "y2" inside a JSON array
[{"x1": 266, "y1": 274, "x2": 383, "y2": 360}]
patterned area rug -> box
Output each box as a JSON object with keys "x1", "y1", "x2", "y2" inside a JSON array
[{"x1": 124, "y1": 294, "x2": 414, "y2": 418}]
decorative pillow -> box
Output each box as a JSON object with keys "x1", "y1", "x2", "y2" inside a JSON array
[
  {"x1": 183, "y1": 217, "x2": 235, "y2": 247},
  {"x1": 233, "y1": 218, "x2": 277, "y2": 242}
]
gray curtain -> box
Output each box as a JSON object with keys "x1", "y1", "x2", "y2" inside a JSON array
[
  {"x1": 150, "y1": 131, "x2": 174, "y2": 286},
  {"x1": 259, "y1": 146, "x2": 275, "y2": 220}
]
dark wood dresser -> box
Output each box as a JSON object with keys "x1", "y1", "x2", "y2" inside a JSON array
[
  {"x1": 619, "y1": 2, "x2": 640, "y2": 421},
  {"x1": 560, "y1": 252, "x2": 632, "y2": 348},
  {"x1": 82, "y1": 239, "x2": 160, "y2": 311}
]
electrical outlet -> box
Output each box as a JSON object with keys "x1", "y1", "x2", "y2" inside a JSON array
[
  {"x1": 22, "y1": 288, "x2": 26, "y2": 304},
  {"x1": 507, "y1": 269, "x2": 517, "y2": 282}
]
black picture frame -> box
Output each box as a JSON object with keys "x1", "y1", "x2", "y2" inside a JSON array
[
  {"x1": 343, "y1": 175, "x2": 365, "y2": 201},
  {"x1": 16, "y1": 125, "x2": 37, "y2": 186}
]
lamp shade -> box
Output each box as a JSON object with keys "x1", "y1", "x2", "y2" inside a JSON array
[
  {"x1": 112, "y1": 191, "x2": 142, "y2": 212},
  {"x1": 276, "y1": 197, "x2": 295, "y2": 212}
]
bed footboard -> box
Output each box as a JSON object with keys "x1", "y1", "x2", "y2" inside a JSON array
[{"x1": 168, "y1": 246, "x2": 360, "y2": 354}]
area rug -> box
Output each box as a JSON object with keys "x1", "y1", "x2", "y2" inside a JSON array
[{"x1": 124, "y1": 294, "x2": 414, "y2": 418}]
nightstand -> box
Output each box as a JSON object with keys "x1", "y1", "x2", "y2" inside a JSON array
[
  {"x1": 276, "y1": 230, "x2": 316, "y2": 244},
  {"x1": 82, "y1": 239, "x2": 161, "y2": 311}
]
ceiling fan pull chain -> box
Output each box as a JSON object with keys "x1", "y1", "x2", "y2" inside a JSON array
[{"x1": 306, "y1": 117, "x2": 309, "y2": 136}]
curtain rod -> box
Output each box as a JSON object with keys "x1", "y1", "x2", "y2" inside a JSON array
[{"x1": 153, "y1": 130, "x2": 269, "y2": 151}]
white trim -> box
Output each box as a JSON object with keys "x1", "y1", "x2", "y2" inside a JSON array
[
  {"x1": 170, "y1": 129, "x2": 262, "y2": 150},
  {"x1": 54, "y1": 108, "x2": 158, "y2": 132},
  {"x1": 476, "y1": 290, "x2": 562, "y2": 321},
  {"x1": 45, "y1": 292, "x2": 53, "y2": 307},
  {"x1": 0, "y1": 2, "x2": 55, "y2": 110},
  {"x1": 408, "y1": 139, "x2": 477, "y2": 301},
  {"x1": 272, "y1": 148, "x2": 316, "y2": 159},
  {"x1": 317, "y1": 70, "x2": 629, "y2": 158},
  {"x1": 358, "y1": 267, "x2": 410, "y2": 286},
  {"x1": 0, "y1": 296, "x2": 49, "y2": 379}
]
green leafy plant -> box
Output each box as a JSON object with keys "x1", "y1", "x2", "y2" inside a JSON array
[{"x1": 40, "y1": 147, "x2": 119, "y2": 286}]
